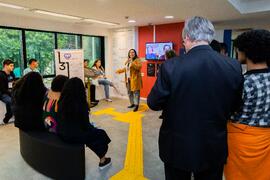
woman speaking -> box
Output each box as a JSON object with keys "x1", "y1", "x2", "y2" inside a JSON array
[{"x1": 116, "y1": 49, "x2": 142, "y2": 112}]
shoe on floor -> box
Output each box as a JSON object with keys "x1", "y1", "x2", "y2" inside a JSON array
[
  {"x1": 3, "y1": 115, "x2": 12, "y2": 124},
  {"x1": 106, "y1": 98, "x2": 112, "y2": 102},
  {"x1": 99, "y1": 157, "x2": 112, "y2": 170},
  {"x1": 128, "y1": 104, "x2": 135, "y2": 108},
  {"x1": 133, "y1": 105, "x2": 139, "y2": 112}
]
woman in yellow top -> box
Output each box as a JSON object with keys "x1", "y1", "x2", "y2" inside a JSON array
[{"x1": 116, "y1": 49, "x2": 142, "y2": 112}]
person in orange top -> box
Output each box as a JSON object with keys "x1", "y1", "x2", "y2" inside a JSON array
[
  {"x1": 116, "y1": 49, "x2": 142, "y2": 112},
  {"x1": 224, "y1": 29, "x2": 270, "y2": 180}
]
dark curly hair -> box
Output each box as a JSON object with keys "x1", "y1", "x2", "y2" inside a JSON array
[
  {"x1": 51, "y1": 75, "x2": 69, "y2": 92},
  {"x1": 234, "y1": 29, "x2": 270, "y2": 64}
]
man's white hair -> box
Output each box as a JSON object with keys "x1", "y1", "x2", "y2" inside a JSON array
[{"x1": 182, "y1": 16, "x2": 215, "y2": 44}]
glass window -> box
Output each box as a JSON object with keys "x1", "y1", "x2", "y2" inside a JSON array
[
  {"x1": 82, "y1": 36, "x2": 102, "y2": 67},
  {"x1": 25, "y1": 31, "x2": 55, "y2": 76},
  {"x1": 57, "y1": 33, "x2": 81, "y2": 49},
  {"x1": 0, "y1": 28, "x2": 23, "y2": 77}
]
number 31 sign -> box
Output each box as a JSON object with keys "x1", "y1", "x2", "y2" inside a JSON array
[{"x1": 54, "y1": 49, "x2": 84, "y2": 83}]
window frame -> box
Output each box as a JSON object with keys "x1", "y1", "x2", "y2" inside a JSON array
[{"x1": 0, "y1": 25, "x2": 105, "y2": 78}]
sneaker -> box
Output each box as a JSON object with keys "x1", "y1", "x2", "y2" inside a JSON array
[
  {"x1": 128, "y1": 104, "x2": 135, "y2": 108},
  {"x1": 99, "y1": 157, "x2": 112, "y2": 170},
  {"x1": 106, "y1": 98, "x2": 112, "y2": 102}
]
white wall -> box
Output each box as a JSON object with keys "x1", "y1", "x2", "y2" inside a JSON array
[
  {"x1": 106, "y1": 27, "x2": 137, "y2": 98},
  {"x1": 214, "y1": 29, "x2": 224, "y2": 42}
]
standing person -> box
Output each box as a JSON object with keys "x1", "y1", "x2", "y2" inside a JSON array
[
  {"x1": 116, "y1": 49, "x2": 142, "y2": 112},
  {"x1": 210, "y1": 39, "x2": 221, "y2": 53},
  {"x1": 147, "y1": 16, "x2": 243, "y2": 180},
  {"x1": 0, "y1": 59, "x2": 15, "y2": 124},
  {"x1": 158, "y1": 50, "x2": 177, "y2": 119},
  {"x1": 57, "y1": 77, "x2": 111, "y2": 170},
  {"x1": 220, "y1": 42, "x2": 228, "y2": 56},
  {"x1": 23, "y1": 58, "x2": 40, "y2": 75},
  {"x1": 224, "y1": 30, "x2": 270, "y2": 180},
  {"x1": 92, "y1": 59, "x2": 121, "y2": 102},
  {"x1": 165, "y1": 50, "x2": 177, "y2": 60}
]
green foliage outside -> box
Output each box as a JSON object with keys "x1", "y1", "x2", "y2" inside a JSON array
[
  {"x1": 57, "y1": 34, "x2": 81, "y2": 49},
  {"x1": 0, "y1": 28, "x2": 103, "y2": 77},
  {"x1": 0, "y1": 29, "x2": 23, "y2": 71},
  {"x1": 83, "y1": 36, "x2": 101, "y2": 67},
  {"x1": 26, "y1": 31, "x2": 55, "y2": 76}
]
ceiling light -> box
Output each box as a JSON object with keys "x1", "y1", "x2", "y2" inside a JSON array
[
  {"x1": 83, "y1": 19, "x2": 118, "y2": 26},
  {"x1": 164, "y1": 16, "x2": 174, "y2": 19},
  {"x1": 0, "y1": 2, "x2": 28, "y2": 10},
  {"x1": 128, "y1": 20, "x2": 136, "y2": 23},
  {"x1": 34, "y1": 10, "x2": 82, "y2": 20}
]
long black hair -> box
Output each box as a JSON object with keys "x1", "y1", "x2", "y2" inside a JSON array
[
  {"x1": 58, "y1": 77, "x2": 89, "y2": 123},
  {"x1": 15, "y1": 72, "x2": 46, "y2": 105},
  {"x1": 13, "y1": 72, "x2": 47, "y2": 131}
]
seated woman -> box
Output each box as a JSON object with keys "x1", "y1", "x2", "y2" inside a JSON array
[
  {"x1": 92, "y1": 59, "x2": 121, "y2": 102},
  {"x1": 13, "y1": 72, "x2": 47, "y2": 131},
  {"x1": 43, "y1": 75, "x2": 69, "y2": 133},
  {"x1": 57, "y1": 77, "x2": 111, "y2": 170}
]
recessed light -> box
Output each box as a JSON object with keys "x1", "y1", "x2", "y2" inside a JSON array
[
  {"x1": 164, "y1": 16, "x2": 174, "y2": 19},
  {"x1": 84, "y1": 19, "x2": 119, "y2": 26},
  {"x1": 128, "y1": 20, "x2": 136, "y2": 23},
  {"x1": 34, "y1": 10, "x2": 82, "y2": 20}
]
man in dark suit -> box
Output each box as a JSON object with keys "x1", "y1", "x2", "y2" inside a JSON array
[{"x1": 147, "y1": 16, "x2": 243, "y2": 180}]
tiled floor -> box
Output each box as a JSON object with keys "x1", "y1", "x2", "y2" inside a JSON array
[{"x1": 0, "y1": 98, "x2": 165, "y2": 180}]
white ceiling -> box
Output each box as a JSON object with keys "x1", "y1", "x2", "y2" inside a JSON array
[{"x1": 0, "y1": 0, "x2": 269, "y2": 29}]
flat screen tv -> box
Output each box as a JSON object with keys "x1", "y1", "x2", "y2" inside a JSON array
[{"x1": 145, "y1": 42, "x2": 173, "y2": 60}]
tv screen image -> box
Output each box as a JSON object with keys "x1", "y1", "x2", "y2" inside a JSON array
[{"x1": 145, "y1": 42, "x2": 173, "y2": 60}]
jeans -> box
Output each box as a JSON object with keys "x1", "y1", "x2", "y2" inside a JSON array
[
  {"x1": 98, "y1": 79, "x2": 112, "y2": 99},
  {"x1": 0, "y1": 94, "x2": 12, "y2": 118},
  {"x1": 126, "y1": 80, "x2": 140, "y2": 105}
]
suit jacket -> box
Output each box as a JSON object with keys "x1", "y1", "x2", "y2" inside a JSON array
[
  {"x1": 147, "y1": 45, "x2": 243, "y2": 172},
  {"x1": 117, "y1": 58, "x2": 143, "y2": 91}
]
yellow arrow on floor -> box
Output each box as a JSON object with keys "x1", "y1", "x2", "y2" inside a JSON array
[{"x1": 92, "y1": 103, "x2": 149, "y2": 180}]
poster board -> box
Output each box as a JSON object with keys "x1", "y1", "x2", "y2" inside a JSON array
[{"x1": 54, "y1": 49, "x2": 84, "y2": 82}]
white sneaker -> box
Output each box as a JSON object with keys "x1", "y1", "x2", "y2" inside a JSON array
[{"x1": 106, "y1": 98, "x2": 112, "y2": 102}]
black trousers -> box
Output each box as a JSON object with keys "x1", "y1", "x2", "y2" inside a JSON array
[
  {"x1": 90, "y1": 85, "x2": 96, "y2": 101},
  {"x1": 61, "y1": 128, "x2": 111, "y2": 159},
  {"x1": 164, "y1": 163, "x2": 224, "y2": 180}
]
